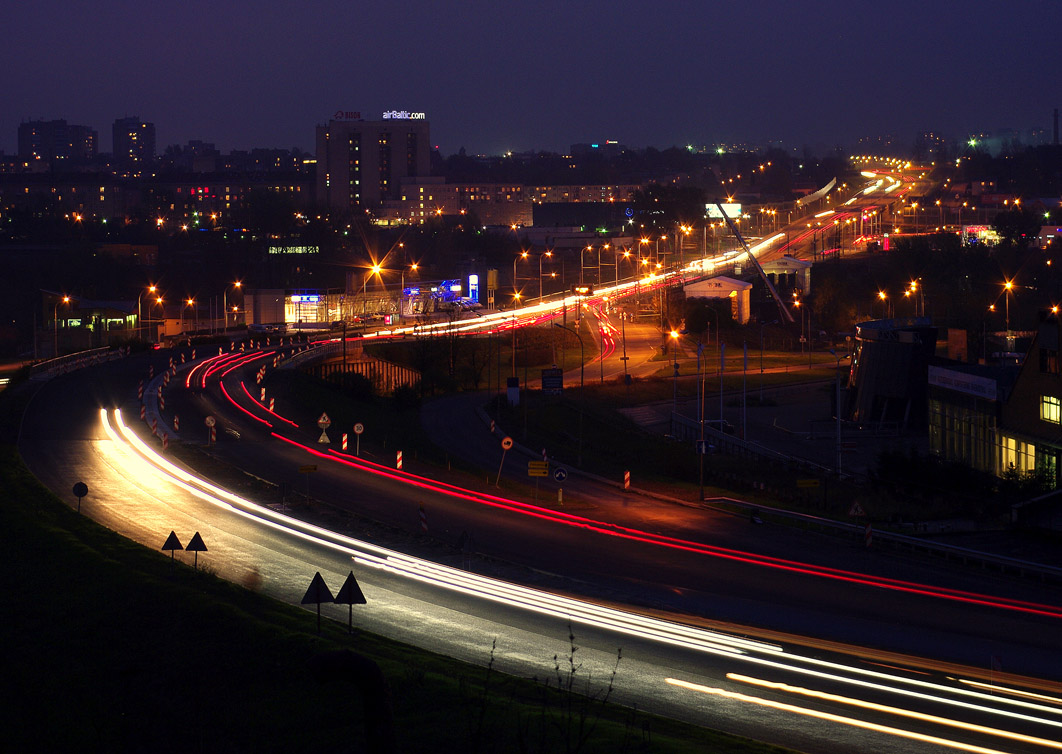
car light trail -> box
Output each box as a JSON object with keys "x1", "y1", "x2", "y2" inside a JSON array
[
  {"x1": 665, "y1": 678, "x2": 1017, "y2": 754},
  {"x1": 218, "y1": 381, "x2": 272, "y2": 427},
  {"x1": 726, "y1": 673, "x2": 1062, "y2": 750},
  {"x1": 240, "y1": 381, "x2": 299, "y2": 427},
  {"x1": 103, "y1": 407, "x2": 1060, "y2": 751},
  {"x1": 256, "y1": 430, "x2": 1062, "y2": 621},
  {"x1": 101, "y1": 407, "x2": 779, "y2": 657}
]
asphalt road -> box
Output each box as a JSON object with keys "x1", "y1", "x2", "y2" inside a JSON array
[{"x1": 17, "y1": 348, "x2": 1062, "y2": 753}]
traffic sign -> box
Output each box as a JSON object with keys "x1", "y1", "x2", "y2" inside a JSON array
[
  {"x1": 528, "y1": 461, "x2": 549, "y2": 477},
  {"x1": 553, "y1": 467, "x2": 568, "y2": 482},
  {"x1": 501, "y1": 436, "x2": 513, "y2": 450},
  {"x1": 72, "y1": 481, "x2": 88, "y2": 512},
  {"x1": 298, "y1": 464, "x2": 318, "y2": 473},
  {"x1": 204, "y1": 415, "x2": 216, "y2": 427},
  {"x1": 541, "y1": 367, "x2": 563, "y2": 395},
  {"x1": 353, "y1": 422, "x2": 364, "y2": 435},
  {"x1": 797, "y1": 478, "x2": 821, "y2": 489},
  {"x1": 317, "y1": 412, "x2": 331, "y2": 429},
  {"x1": 186, "y1": 531, "x2": 207, "y2": 570}
]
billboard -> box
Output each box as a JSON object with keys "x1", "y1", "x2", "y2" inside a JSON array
[{"x1": 706, "y1": 203, "x2": 742, "y2": 219}]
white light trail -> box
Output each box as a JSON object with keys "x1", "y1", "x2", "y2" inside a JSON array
[
  {"x1": 666, "y1": 678, "x2": 1017, "y2": 754},
  {"x1": 727, "y1": 673, "x2": 1062, "y2": 751},
  {"x1": 102, "y1": 407, "x2": 1062, "y2": 751}
]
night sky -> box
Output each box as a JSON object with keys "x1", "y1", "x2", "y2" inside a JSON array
[{"x1": 3, "y1": 0, "x2": 1059, "y2": 156}]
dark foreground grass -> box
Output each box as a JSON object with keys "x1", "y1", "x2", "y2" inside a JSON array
[{"x1": 0, "y1": 443, "x2": 798, "y2": 754}]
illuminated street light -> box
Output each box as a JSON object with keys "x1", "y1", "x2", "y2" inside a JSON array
[
  {"x1": 1003, "y1": 280, "x2": 1014, "y2": 336},
  {"x1": 137, "y1": 284, "x2": 157, "y2": 341},
  {"x1": 54, "y1": 295, "x2": 70, "y2": 357}
]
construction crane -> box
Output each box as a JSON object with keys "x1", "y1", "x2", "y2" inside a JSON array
[{"x1": 716, "y1": 203, "x2": 795, "y2": 324}]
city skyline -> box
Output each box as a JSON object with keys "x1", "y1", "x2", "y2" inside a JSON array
[{"x1": 2, "y1": 1, "x2": 1059, "y2": 157}]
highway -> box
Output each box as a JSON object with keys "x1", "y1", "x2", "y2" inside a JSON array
[{"x1": 18, "y1": 345, "x2": 1062, "y2": 753}]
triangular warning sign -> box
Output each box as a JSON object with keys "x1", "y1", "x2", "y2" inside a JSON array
[
  {"x1": 334, "y1": 571, "x2": 367, "y2": 605},
  {"x1": 301, "y1": 572, "x2": 334, "y2": 605},
  {"x1": 186, "y1": 532, "x2": 207, "y2": 552},
  {"x1": 318, "y1": 429, "x2": 331, "y2": 444},
  {"x1": 161, "y1": 531, "x2": 183, "y2": 552},
  {"x1": 848, "y1": 501, "x2": 866, "y2": 517}
]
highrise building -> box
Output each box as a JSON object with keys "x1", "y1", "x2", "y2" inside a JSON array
[
  {"x1": 315, "y1": 111, "x2": 430, "y2": 217},
  {"x1": 112, "y1": 116, "x2": 156, "y2": 175},
  {"x1": 17, "y1": 119, "x2": 98, "y2": 165}
]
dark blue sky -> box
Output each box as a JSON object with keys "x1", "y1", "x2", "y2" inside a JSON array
[{"x1": 3, "y1": 0, "x2": 1058, "y2": 156}]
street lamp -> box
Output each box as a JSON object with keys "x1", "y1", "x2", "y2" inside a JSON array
[
  {"x1": 877, "y1": 290, "x2": 888, "y2": 319},
  {"x1": 538, "y1": 250, "x2": 552, "y2": 303},
  {"x1": 361, "y1": 264, "x2": 383, "y2": 294},
  {"x1": 184, "y1": 298, "x2": 198, "y2": 333},
  {"x1": 829, "y1": 348, "x2": 843, "y2": 475},
  {"x1": 223, "y1": 281, "x2": 242, "y2": 329},
  {"x1": 1003, "y1": 280, "x2": 1014, "y2": 337},
  {"x1": 514, "y1": 251, "x2": 528, "y2": 302},
  {"x1": 670, "y1": 329, "x2": 680, "y2": 418},
  {"x1": 54, "y1": 295, "x2": 70, "y2": 357},
  {"x1": 137, "y1": 285, "x2": 157, "y2": 340}
]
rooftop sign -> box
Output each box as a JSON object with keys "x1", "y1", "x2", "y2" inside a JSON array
[{"x1": 383, "y1": 110, "x2": 426, "y2": 120}]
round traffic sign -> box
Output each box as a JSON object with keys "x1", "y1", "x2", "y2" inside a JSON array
[
  {"x1": 204, "y1": 415, "x2": 216, "y2": 427},
  {"x1": 553, "y1": 467, "x2": 568, "y2": 482},
  {"x1": 72, "y1": 482, "x2": 88, "y2": 498},
  {"x1": 353, "y1": 422, "x2": 364, "y2": 435},
  {"x1": 501, "y1": 436, "x2": 513, "y2": 450}
]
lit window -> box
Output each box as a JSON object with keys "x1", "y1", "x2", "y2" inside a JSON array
[{"x1": 1041, "y1": 396, "x2": 1061, "y2": 424}]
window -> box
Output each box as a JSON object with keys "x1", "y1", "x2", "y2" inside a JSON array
[
  {"x1": 1041, "y1": 348, "x2": 1060, "y2": 374},
  {"x1": 1041, "y1": 395, "x2": 1061, "y2": 424}
]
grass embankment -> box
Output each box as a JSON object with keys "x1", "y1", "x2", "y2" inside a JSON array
[{"x1": 0, "y1": 393, "x2": 796, "y2": 753}]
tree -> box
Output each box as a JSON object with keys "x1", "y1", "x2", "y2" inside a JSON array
[{"x1": 993, "y1": 207, "x2": 1042, "y2": 247}]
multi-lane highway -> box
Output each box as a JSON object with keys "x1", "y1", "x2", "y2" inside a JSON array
[{"x1": 19, "y1": 341, "x2": 1062, "y2": 753}]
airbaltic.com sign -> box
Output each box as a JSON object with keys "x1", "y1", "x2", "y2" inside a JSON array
[{"x1": 383, "y1": 110, "x2": 426, "y2": 120}]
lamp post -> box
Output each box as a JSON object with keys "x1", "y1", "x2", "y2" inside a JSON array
[
  {"x1": 1003, "y1": 280, "x2": 1013, "y2": 337},
  {"x1": 223, "y1": 281, "x2": 242, "y2": 329},
  {"x1": 184, "y1": 298, "x2": 198, "y2": 333},
  {"x1": 137, "y1": 285, "x2": 156, "y2": 340},
  {"x1": 829, "y1": 348, "x2": 843, "y2": 475},
  {"x1": 152, "y1": 296, "x2": 163, "y2": 341},
  {"x1": 554, "y1": 321, "x2": 584, "y2": 466},
  {"x1": 670, "y1": 330, "x2": 680, "y2": 418},
  {"x1": 361, "y1": 264, "x2": 382, "y2": 295},
  {"x1": 538, "y1": 250, "x2": 552, "y2": 303},
  {"x1": 54, "y1": 295, "x2": 70, "y2": 357},
  {"x1": 513, "y1": 251, "x2": 528, "y2": 302}
]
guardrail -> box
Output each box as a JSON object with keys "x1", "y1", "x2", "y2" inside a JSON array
[
  {"x1": 28, "y1": 346, "x2": 127, "y2": 381},
  {"x1": 670, "y1": 411, "x2": 837, "y2": 476},
  {"x1": 708, "y1": 497, "x2": 1062, "y2": 585}
]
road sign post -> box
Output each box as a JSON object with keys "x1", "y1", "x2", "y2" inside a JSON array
[
  {"x1": 354, "y1": 422, "x2": 364, "y2": 456},
  {"x1": 317, "y1": 412, "x2": 331, "y2": 444},
  {"x1": 553, "y1": 466, "x2": 567, "y2": 504},
  {"x1": 301, "y1": 572, "x2": 334, "y2": 635},
  {"x1": 334, "y1": 570, "x2": 367, "y2": 634},
  {"x1": 161, "y1": 530, "x2": 183, "y2": 566},
  {"x1": 72, "y1": 481, "x2": 88, "y2": 513},
  {"x1": 186, "y1": 531, "x2": 207, "y2": 570},
  {"x1": 496, "y1": 436, "x2": 513, "y2": 487}
]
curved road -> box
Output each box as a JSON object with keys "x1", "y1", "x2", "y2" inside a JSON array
[{"x1": 18, "y1": 349, "x2": 1062, "y2": 754}]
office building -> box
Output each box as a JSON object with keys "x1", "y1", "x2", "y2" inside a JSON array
[
  {"x1": 17, "y1": 119, "x2": 98, "y2": 166},
  {"x1": 316, "y1": 113, "x2": 430, "y2": 217},
  {"x1": 112, "y1": 116, "x2": 156, "y2": 176}
]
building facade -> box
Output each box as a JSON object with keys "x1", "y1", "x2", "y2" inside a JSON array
[
  {"x1": 112, "y1": 116, "x2": 156, "y2": 176},
  {"x1": 316, "y1": 114, "x2": 431, "y2": 217},
  {"x1": 18, "y1": 119, "x2": 98, "y2": 166}
]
